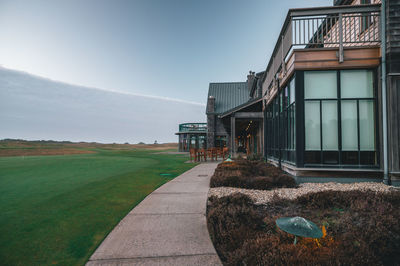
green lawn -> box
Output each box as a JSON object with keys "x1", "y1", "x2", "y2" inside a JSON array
[{"x1": 0, "y1": 149, "x2": 195, "y2": 265}]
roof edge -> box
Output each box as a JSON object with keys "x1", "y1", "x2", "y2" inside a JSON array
[{"x1": 218, "y1": 97, "x2": 263, "y2": 118}]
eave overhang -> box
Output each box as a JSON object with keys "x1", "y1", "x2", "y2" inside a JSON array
[{"x1": 218, "y1": 97, "x2": 263, "y2": 119}]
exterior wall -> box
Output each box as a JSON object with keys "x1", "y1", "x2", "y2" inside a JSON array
[
  {"x1": 387, "y1": 75, "x2": 400, "y2": 177},
  {"x1": 211, "y1": 117, "x2": 229, "y2": 148},
  {"x1": 215, "y1": 117, "x2": 229, "y2": 136},
  {"x1": 386, "y1": 0, "x2": 400, "y2": 55}
]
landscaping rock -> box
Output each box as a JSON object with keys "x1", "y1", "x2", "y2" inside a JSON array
[{"x1": 209, "y1": 182, "x2": 396, "y2": 204}]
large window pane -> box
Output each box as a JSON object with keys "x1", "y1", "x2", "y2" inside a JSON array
[
  {"x1": 290, "y1": 78, "x2": 295, "y2": 104},
  {"x1": 304, "y1": 71, "x2": 337, "y2": 99},
  {"x1": 341, "y1": 70, "x2": 373, "y2": 98},
  {"x1": 359, "y1": 100, "x2": 375, "y2": 150},
  {"x1": 322, "y1": 101, "x2": 338, "y2": 150},
  {"x1": 341, "y1": 100, "x2": 358, "y2": 150},
  {"x1": 305, "y1": 101, "x2": 321, "y2": 150},
  {"x1": 284, "y1": 87, "x2": 288, "y2": 108}
]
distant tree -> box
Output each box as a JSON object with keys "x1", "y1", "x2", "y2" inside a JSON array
[
  {"x1": 124, "y1": 142, "x2": 129, "y2": 145},
  {"x1": 154, "y1": 140, "x2": 158, "y2": 144},
  {"x1": 138, "y1": 142, "x2": 145, "y2": 144}
]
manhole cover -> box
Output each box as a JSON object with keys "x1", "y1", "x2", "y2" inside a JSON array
[{"x1": 198, "y1": 174, "x2": 208, "y2": 177}]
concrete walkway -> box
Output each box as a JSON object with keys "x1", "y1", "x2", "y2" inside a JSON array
[{"x1": 87, "y1": 162, "x2": 222, "y2": 266}]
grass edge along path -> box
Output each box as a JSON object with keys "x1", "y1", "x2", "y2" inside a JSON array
[{"x1": 0, "y1": 148, "x2": 196, "y2": 266}]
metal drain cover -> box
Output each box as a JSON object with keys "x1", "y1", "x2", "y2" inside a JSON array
[
  {"x1": 160, "y1": 173, "x2": 173, "y2": 176},
  {"x1": 198, "y1": 174, "x2": 208, "y2": 177}
]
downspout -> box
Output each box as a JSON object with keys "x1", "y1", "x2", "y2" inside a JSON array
[
  {"x1": 381, "y1": 0, "x2": 390, "y2": 185},
  {"x1": 277, "y1": 78, "x2": 282, "y2": 169}
]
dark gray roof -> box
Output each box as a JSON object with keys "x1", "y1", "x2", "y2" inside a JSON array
[
  {"x1": 207, "y1": 82, "x2": 249, "y2": 114},
  {"x1": 219, "y1": 97, "x2": 262, "y2": 118}
]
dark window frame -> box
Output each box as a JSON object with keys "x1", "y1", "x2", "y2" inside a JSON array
[
  {"x1": 302, "y1": 69, "x2": 379, "y2": 168},
  {"x1": 265, "y1": 75, "x2": 296, "y2": 164}
]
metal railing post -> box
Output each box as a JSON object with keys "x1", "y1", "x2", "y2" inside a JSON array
[{"x1": 339, "y1": 13, "x2": 344, "y2": 63}]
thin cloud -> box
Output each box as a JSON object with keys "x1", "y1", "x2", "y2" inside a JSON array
[
  {"x1": 101, "y1": 89, "x2": 206, "y2": 107},
  {"x1": 0, "y1": 65, "x2": 206, "y2": 107}
]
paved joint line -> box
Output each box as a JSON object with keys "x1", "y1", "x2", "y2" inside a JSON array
[{"x1": 88, "y1": 253, "x2": 219, "y2": 262}]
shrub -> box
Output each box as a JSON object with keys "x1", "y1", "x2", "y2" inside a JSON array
[
  {"x1": 207, "y1": 190, "x2": 400, "y2": 265},
  {"x1": 210, "y1": 159, "x2": 297, "y2": 190}
]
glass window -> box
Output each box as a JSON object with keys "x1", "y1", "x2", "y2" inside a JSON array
[
  {"x1": 340, "y1": 70, "x2": 373, "y2": 98},
  {"x1": 305, "y1": 101, "x2": 321, "y2": 150},
  {"x1": 284, "y1": 87, "x2": 289, "y2": 108},
  {"x1": 359, "y1": 100, "x2": 375, "y2": 151},
  {"x1": 290, "y1": 78, "x2": 295, "y2": 104},
  {"x1": 341, "y1": 100, "x2": 358, "y2": 150},
  {"x1": 322, "y1": 101, "x2": 338, "y2": 150},
  {"x1": 304, "y1": 71, "x2": 337, "y2": 99}
]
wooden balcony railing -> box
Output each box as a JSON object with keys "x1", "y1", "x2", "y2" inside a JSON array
[{"x1": 263, "y1": 4, "x2": 381, "y2": 92}]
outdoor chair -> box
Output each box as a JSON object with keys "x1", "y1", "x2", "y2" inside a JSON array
[
  {"x1": 197, "y1": 148, "x2": 207, "y2": 162},
  {"x1": 207, "y1": 148, "x2": 217, "y2": 161},
  {"x1": 216, "y1": 148, "x2": 223, "y2": 160},
  {"x1": 189, "y1": 148, "x2": 198, "y2": 162}
]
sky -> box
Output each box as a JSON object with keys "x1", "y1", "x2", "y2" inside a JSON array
[{"x1": 0, "y1": 0, "x2": 332, "y2": 105}]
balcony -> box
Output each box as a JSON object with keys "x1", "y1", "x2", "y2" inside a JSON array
[
  {"x1": 177, "y1": 123, "x2": 207, "y2": 133},
  {"x1": 262, "y1": 4, "x2": 381, "y2": 97}
]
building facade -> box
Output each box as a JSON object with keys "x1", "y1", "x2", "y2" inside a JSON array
[
  {"x1": 176, "y1": 0, "x2": 399, "y2": 184},
  {"x1": 261, "y1": 0, "x2": 399, "y2": 184},
  {"x1": 205, "y1": 75, "x2": 265, "y2": 157},
  {"x1": 206, "y1": 82, "x2": 249, "y2": 151}
]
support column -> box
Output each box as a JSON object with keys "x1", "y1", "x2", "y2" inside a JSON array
[
  {"x1": 207, "y1": 114, "x2": 215, "y2": 148},
  {"x1": 207, "y1": 96, "x2": 216, "y2": 149},
  {"x1": 231, "y1": 115, "x2": 236, "y2": 158}
]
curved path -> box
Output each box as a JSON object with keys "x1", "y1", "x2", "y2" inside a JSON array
[{"x1": 87, "y1": 162, "x2": 221, "y2": 266}]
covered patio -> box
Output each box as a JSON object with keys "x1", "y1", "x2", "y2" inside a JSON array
[{"x1": 219, "y1": 98, "x2": 264, "y2": 158}]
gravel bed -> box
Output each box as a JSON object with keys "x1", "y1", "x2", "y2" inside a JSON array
[{"x1": 208, "y1": 182, "x2": 398, "y2": 205}]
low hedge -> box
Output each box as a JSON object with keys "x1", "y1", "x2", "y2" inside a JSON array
[
  {"x1": 210, "y1": 159, "x2": 296, "y2": 190},
  {"x1": 207, "y1": 191, "x2": 400, "y2": 265}
]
